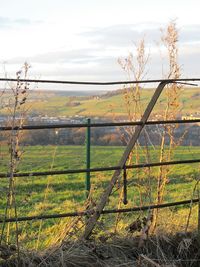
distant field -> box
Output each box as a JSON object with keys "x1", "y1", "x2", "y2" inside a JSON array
[
  {"x1": 0, "y1": 145, "x2": 199, "y2": 248},
  {"x1": 0, "y1": 87, "x2": 199, "y2": 118}
]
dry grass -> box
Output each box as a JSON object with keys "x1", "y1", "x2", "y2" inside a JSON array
[{"x1": 1, "y1": 232, "x2": 200, "y2": 266}]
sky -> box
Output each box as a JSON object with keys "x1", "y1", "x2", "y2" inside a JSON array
[{"x1": 0, "y1": 0, "x2": 199, "y2": 90}]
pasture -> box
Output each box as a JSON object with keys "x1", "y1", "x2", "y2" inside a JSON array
[
  {"x1": 0, "y1": 87, "x2": 200, "y2": 118},
  {"x1": 0, "y1": 145, "x2": 199, "y2": 248}
]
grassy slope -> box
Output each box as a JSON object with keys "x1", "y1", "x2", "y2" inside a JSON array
[
  {"x1": 30, "y1": 87, "x2": 200, "y2": 117},
  {"x1": 0, "y1": 87, "x2": 199, "y2": 117},
  {"x1": 31, "y1": 87, "x2": 200, "y2": 117}
]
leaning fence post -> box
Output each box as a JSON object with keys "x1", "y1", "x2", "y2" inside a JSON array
[{"x1": 85, "y1": 118, "x2": 91, "y2": 198}]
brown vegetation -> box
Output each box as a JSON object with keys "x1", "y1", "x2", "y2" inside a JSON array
[{"x1": 1, "y1": 233, "x2": 200, "y2": 266}]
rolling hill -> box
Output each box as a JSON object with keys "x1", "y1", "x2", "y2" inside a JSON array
[{"x1": 0, "y1": 87, "x2": 199, "y2": 119}]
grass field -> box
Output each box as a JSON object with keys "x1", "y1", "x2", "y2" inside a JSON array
[
  {"x1": 25, "y1": 87, "x2": 200, "y2": 117},
  {"x1": 1, "y1": 87, "x2": 200, "y2": 118},
  {"x1": 0, "y1": 145, "x2": 199, "y2": 248}
]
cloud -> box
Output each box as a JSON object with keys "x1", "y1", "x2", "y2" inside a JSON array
[
  {"x1": 6, "y1": 42, "x2": 200, "y2": 82},
  {"x1": 0, "y1": 16, "x2": 42, "y2": 28},
  {"x1": 180, "y1": 24, "x2": 200, "y2": 43},
  {"x1": 80, "y1": 23, "x2": 200, "y2": 48},
  {"x1": 8, "y1": 47, "x2": 113, "y2": 65},
  {"x1": 80, "y1": 22, "x2": 179, "y2": 48},
  {"x1": 7, "y1": 22, "x2": 200, "y2": 65},
  {"x1": 4, "y1": 22, "x2": 200, "y2": 84}
]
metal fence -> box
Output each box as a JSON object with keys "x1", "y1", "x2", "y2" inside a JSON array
[{"x1": 0, "y1": 77, "x2": 200, "y2": 225}]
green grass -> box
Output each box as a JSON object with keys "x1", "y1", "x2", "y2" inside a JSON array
[
  {"x1": 29, "y1": 87, "x2": 200, "y2": 117},
  {"x1": 1, "y1": 87, "x2": 200, "y2": 117},
  {"x1": 0, "y1": 145, "x2": 199, "y2": 248}
]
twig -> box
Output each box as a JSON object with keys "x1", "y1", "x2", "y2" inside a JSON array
[{"x1": 139, "y1": 254, "x2": 161, "y2": 267}]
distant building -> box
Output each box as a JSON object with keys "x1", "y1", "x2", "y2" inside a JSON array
[{"x1": 182, "y1": 115, "x2": 200, "y2": 126}]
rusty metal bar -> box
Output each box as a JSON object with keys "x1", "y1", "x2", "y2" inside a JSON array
[
  {"x1": 0, "y1": 119, "x2": 200, "y2": 131},
  {"x1": 0, "y1": 77, "x2": 199, "y2": 85},
  {"x1": 123, "y1": 166, "x2": 128, "y2": 205},
  {"x1": 0, "y1": 159, "x2": 199, "y2": 178},
  {"x1": 83, "y1": 81, "x2": 179, "y2": 238},
  {"x1": 0, "y1": 198, "x2": 198, "y2": 223}
]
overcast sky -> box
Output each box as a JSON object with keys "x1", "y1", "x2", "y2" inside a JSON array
[{"x1": 0, "y1": 0, "x2": 199, "y2": 89}]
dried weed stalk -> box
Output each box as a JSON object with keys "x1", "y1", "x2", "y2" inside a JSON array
[
  {"x1": 116, "y1": 39, "x2": 153, "y2": 233},
  {"x1": 151, "y1": 21, "x2": 183, "y2": 231},
  {"x1": 0, "y1": 63, "x2": 30, "y2": 256}
]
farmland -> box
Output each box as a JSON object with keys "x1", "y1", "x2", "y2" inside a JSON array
[
  {"x1": 0, "y1": 87, "x2": 200, "y2": 118},
  {"x1": 0, "y1": 145, "x2": 199, "y2": 248}
]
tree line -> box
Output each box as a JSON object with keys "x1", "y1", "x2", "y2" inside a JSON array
[{"x1": 1, "y1": 124, "x2": 198, "y2": 146}]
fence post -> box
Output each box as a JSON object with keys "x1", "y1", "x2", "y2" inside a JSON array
[{"x1": 85, "y1": 118, "x2": 91, "y2": 198}]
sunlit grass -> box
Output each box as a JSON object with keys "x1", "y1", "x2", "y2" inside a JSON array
[{"x1": 0, "y1": 145, "x2": 199, "y2": 248}]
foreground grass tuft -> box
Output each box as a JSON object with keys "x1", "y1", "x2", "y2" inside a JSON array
[{"x1": 1, "y1": 232, "x2": 200, "y2": 266}]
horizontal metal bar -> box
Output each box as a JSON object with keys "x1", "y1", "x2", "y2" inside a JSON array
[
  {"x1": 0, "y1": 78, "x2": 200, "y2": 86},
  {"x1": 0, "y1": 198, "x2": 198, "y2": 223},
  {"x1": 0, "y1": 159, "x2": 199, "y2": 178},
  {"x1": 1, "y1": 119, "x2": 200, "y2": 131}
]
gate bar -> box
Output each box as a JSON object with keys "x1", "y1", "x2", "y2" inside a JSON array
[
  {"x1": 0, "y1": 77, "x2": 199, "y2": 85},
  {"x1": 0, "y1": 159, "x2": 199, "y2": 178},
  {"x1": 1, "y1": 119, "x2": 200, "y2": 131},
  {"x1": 0, "y1": 198, "x2": 198, "y2": 223}
]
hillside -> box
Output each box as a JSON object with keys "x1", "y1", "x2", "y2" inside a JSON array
[{"x1": 1, "y1": 87, "x2": 199, "y2": 119}]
